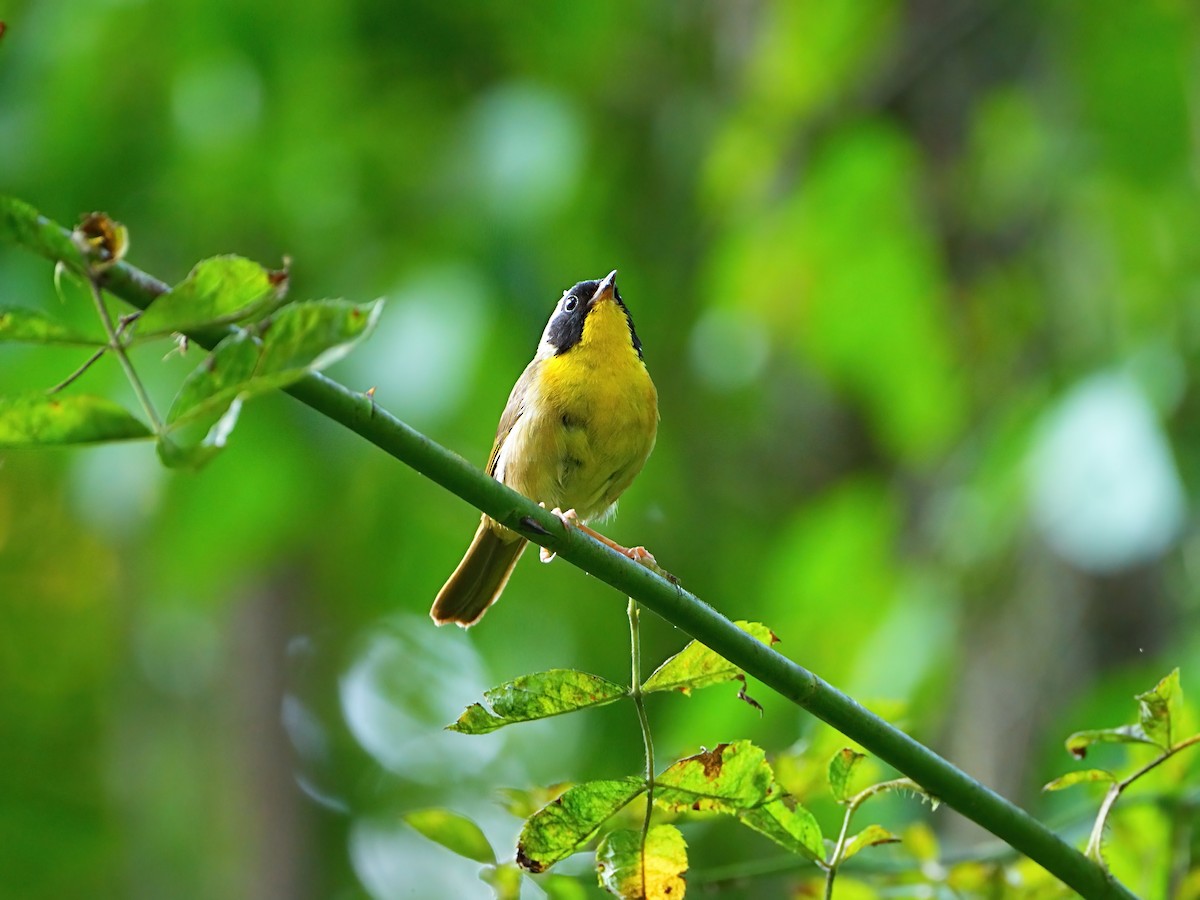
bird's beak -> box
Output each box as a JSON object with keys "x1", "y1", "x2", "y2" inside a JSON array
[{"x1": 588, "y1": 270, "x2": 618, "y2": 308}]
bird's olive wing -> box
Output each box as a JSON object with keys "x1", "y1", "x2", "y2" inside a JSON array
[{"x1": 485, "y1": 361, "x2": 538, "y2": 477}]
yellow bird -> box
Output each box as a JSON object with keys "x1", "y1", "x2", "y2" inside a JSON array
[{"x1": 431, "y1": 270, "x2": 659, "y2": 627}]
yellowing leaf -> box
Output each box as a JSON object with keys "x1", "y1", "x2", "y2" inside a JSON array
[
  {"x1": 654, "y1": 741, "x2": 775, "y2": 813},
  {"x1": 642, "y1": 621, "x2": 777, "y2": 696},
  {"x1": 1043, "y1": 769, "x2": 1116, "y2": 792},
  {"x1": 517, "y1": 780, "x2": 645, "y2": 874},
  {"x1": 403, "y1": 808, "x2": 495, "y2": 864},
  {"x1": 596, "y1": 825, "x2": 687, "y2": 899},
  {"x1": 842, "y1": 824, "x2": 900, "y2": 861},
  {"x1": 828, "y1": 748, "x2": 866, "y2": 803},
  {"x1": 448, "y1": 670, "x2": 627, "y2": 735}
]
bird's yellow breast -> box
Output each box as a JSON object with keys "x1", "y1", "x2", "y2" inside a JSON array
[{"x1": 507, "y1": 299, "x2": 658, "y2": 520}]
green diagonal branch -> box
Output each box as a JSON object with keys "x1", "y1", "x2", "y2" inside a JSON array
[{"x1": 0, "y1": 197, "x2": 1134, "y2": 900}]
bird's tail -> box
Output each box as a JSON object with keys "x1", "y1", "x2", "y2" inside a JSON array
[{"x1": 430, "y1": 518, "x2": 527, "y2": 627}]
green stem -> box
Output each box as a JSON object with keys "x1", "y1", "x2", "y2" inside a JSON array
[
  {"x1": 628, "y1": 597, "x2": 655, "y2": 898},
  {"x1": 86, "y1": 276, "x2": 163, "y2": 432},
  {"x1": 825, "y1": 778, "x2": 913, "y2": 899},
  {"x1": 825, "y1": 805, "x2": 853, "y2": 900},
  {"x1": 1086, "y1": 733, "x2": 1200, "y2": 863},
  {"x1": 0, "y1": 196, "x2": 1137, "y2": 900},
  {"x1": 48, "y1": 309, "x2": 139, "y2": 395}
]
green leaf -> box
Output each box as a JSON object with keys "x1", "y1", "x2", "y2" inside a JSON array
[
  {"x1": 448, "y1": 670, "x2": 628, "y2": 734},
  {"x1": 737, "y1": 797, "x2": 824, "y2": 861},
  {"x1": 1066, "y1": 724, "x2": 1158, "y2": 759},
  {"x1": 403, "y1": 808, "x2": 496, "y2": 864},
  {"x1": 1043, "y1": 769, "x2": 1117, "y2": 792},
  {"x1": 595, "y1": 825, "x2": 687, "y2": 899},
  {"x1": 0, "y1": 394, "x2": 151, "y2": 446},
  {"x1": 828, "y1": 748, "x2": 866, "y2": 803},
  {"x1": 654, "y1": 740, "x2": 776, "y2": 813},
  {"x1": 156, "y1": 395, "x2": 243, "y2": 470},
  {"x1": 135, "y1": 255, "x2": 289, "y2": 337},
  {"x1": 167, "y1": 298, "x2": 380, "y2": 426},
  {"x1": 0, "y1": 307, "x2": 105, "y2": 345},
  {"x1": 162, "y1": 298, "x2": 380, "y2": 450},
  {"x1": 1136, "y1": 668, "x2": 1182, "y2": 749},
  {"x1": 516, "y1": 779, "x2": 645, "y2": 874},
  {"x1": 480, "y1": 862, "x2": 523, "y2": 899},
  {"x1": 842, "y1": 824, "x2": 900, "y2": 862},
  {"x1": 642, "y1": 620, "x2": 777, "y2": 695}
]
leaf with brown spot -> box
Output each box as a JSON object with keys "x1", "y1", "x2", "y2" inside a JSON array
[
  {"x1": 516, "y1": 779, "x2": 645, "y2": 874},
  {"x1": 1064, "y1": 724, "x2": 1158, "y2": 759},
  {"x1": 654, "y1": 741, "x2": 776, "y2": 813},
  {"x1": 828, "y1": 748, "x2": 866, "y2": 803},
  {"x1": 642, "y1": 621, "x2": 777, "y2": 697},
  {"x1": 842, "y1": 824, "x2": 901, "y2": 861},
  {"x1": 1042, "y1": 769, "x2": 1117, "y2": 792},
  {"x1": 447, "y1": 669, "x2": 628, "y2": 734},
  {"x1": 596, "y1": 825, "x2": 687, "y2": 899}
]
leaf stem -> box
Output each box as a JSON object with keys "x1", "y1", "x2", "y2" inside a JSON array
[
  {"x1": 824, "y1": 779, "x2": 915, "y2": 899},
  {"x1": 1086, "y1": 733, "x2": 1200, "y2": 863},
  {"x1": 86, "y1": 276, "x2": 163, "y2": 433},
  {"x1": 628, "y1": 597, "x2": 655, "y2": 899},
  {"x1": 47, "y1": 310, "x2": 140, "y2": 395}
]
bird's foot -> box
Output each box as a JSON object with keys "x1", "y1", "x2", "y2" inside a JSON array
[
  {"x1": 540, "y1": 505, "x2": 674, "y2": 580},
  {"x1": 539, "y1": 506, "x2": 580, "y2": 562}
]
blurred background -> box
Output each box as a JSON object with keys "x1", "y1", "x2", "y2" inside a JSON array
[{"x1": 2, "y1": 1, "x2": 1199, "y2": 897}]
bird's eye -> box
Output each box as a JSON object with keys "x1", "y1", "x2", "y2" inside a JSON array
[{"x1": 563, "y1": 296, "x2": 579, "y2": 312}]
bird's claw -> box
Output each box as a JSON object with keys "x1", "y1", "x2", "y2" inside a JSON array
[{"x1": 540, "y1": 506, "x2": 579, "y2": 562}]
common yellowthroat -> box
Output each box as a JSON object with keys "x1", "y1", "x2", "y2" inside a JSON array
[{"x1": 431, "y1": 270, "x2": 659, "y2": 627}]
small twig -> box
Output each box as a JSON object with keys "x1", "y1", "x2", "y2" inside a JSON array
[
  {"x1": 825, "y1": 779, "x2": 914, "y2": 899},
  {"x1": 628, "y1": 597, "x2": 656, "y2": 898},
  {"x1": 46, "y1": 309, "x2": 141, "y2": 395},
  {"x1": 86, "y1": 276, "x2": 163, "y2": 432},
  {"x1": 1086, "y1": 734, "x2": 1200, "y2": 864},
  {"x1": 47, "y1": 347, "x2": 107, "y2": 394}
]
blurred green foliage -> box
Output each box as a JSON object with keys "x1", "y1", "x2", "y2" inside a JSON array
[{"x1": 3, "y1": 1, "x2": 1200, "y2": 897}]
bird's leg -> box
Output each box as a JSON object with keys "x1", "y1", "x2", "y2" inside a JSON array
[{"x1": 543, "y1": 507, "x2": 674, "y2": 582}]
